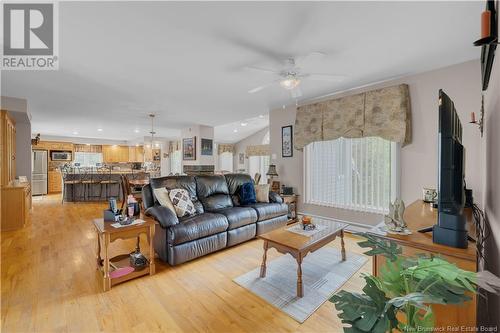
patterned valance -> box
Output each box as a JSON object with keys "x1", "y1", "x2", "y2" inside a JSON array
[
  {"x1": 74, "y1": 144, "x2": 102, "y2": 153},
  {"x1": 294, "y1": 84, "x2": 412, "y2": 150},
  {"x1": 168, "y1": 141, "x2": 181, "y2": 153},
  {"x1": 217, "y1": 143, "x2": 235, "y2": 155},
  {"x1": 246, "y1": 144, "x2": 270, "y2": 157}
]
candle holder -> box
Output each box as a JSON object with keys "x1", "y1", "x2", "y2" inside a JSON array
[{"x1": 470, "y1": 95, "x2": 485, "y2": 137}]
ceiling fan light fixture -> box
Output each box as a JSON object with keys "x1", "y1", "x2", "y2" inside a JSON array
[{"x1": 280, "y1": 76, "x2": 300, "y2": 90}]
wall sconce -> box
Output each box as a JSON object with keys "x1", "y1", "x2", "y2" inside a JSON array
[{"x1": 470, "y1": 95, "x2": 485, "y2": 137}]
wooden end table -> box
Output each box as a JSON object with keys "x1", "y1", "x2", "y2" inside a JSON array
[
  {"x1": 93, "y1": 217, "x2": 156, "y2": 291},
  {"x1": 281, "y1": 194, "x2": 298, "y2": 224},
  {"x1": 258, "y1": 218, "x2": 347, "y2": 298}
]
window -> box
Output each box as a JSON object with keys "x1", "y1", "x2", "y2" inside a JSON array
[
  {"x1": 73, "y1": 152, "x2": 103, "y2": 167},
  {"x1": 170, "y1": 150, "x2": 182, "y2": 175},
  {"x1": 248, "y1": 130, "x2": 270, "y2": 184},
  {"x1": 218, "y1": 152, "x2": 233, "y2": 172},
  {"x1": 248, "y1": 155, "x2": 270, "y2": 184},
  {"x1": 304, "y1": 137, "x2": 399, "y2": 214}
]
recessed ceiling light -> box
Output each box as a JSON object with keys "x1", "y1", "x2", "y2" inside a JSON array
[
  {"x1": 134, "y1": 129, "x2": 140, "y2": 133},
  {"x1": 97, "y1": 128, "x2": 103, "y2": 132},
  {"x1": 86, "y1": 144, "x2": 91, "y2": 146},
  {"x1": 258, "y1": 115, "x2": 264, "y2": 118},
  {"x1": 233, "y1": 129, "x2": 238, "y2": 133},
  {"x1": 72, "y1": 131, "x2": 78, "y2": 135},
  {"x1": 241, "y1": 122, "x2": 248, "y2": 127}
]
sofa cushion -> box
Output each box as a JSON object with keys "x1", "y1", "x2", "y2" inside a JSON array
[
  {"x1": 224, "y1": 173, "x2": 254, "y2": 205},
  {"x1": 169, "y1": 189, "x2": 196, "y2": 217},
  {"x1": 239, "y1": 182, "x2": 257, "y2": 205},
  {"x1": 255, "y1": 184, "x2": 270, "y2": 203},
  {"x1": 212, "y1": 206, "x2": 258, "y2": 230},
  {"x1": 196, "y1": 175, "x2": 233, "y2": 210},
  {"x1": 245, "y1": 202, "x2": 288, "y2": 221},
  {"x1": 152, "y1": 187, "x2": 176, "y2": 214},
  {"x1": 168, "y1": 212, "x2": 228, "y2": 245},
  {"x1": 150, "y1": 176, "x2": 204, "y2": 214}
]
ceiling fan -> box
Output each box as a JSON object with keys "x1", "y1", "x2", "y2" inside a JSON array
[{"x1": 245, "y1": 54, "x2": 346, "y2": 98}]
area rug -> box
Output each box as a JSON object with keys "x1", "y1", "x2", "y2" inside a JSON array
[{"x1": 233, "y1": 247, "x2": 367, "y2": 323}]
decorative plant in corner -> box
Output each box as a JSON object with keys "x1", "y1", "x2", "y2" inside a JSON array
[{"x1": 329, "y1": 233, "x2": 500, "y2": 333}]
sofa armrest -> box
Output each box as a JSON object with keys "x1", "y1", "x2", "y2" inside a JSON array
[
  {"x1": 269, "y1": 191, "x2": 283, "y2": 204},
  {"x1": 145, "y1": 206, "x2": 179, "y2": 228}
]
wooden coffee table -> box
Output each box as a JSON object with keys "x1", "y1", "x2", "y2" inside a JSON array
[{"x1": 258, "y1": 218, "x2": 348, "y2": 298}]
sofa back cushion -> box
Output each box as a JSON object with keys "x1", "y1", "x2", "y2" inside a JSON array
[
  {"x1": 224, "y1": 173, "x2": 253, "y2": 205},
  {"x1": 150, "y1": 176, "x2": 204, "y2": 214},
  {"x1": 195, "y1": 175, "x2": 233, "y2": 210}
]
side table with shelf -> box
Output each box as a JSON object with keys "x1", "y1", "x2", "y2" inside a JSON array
[
  {"x1": 93, "y1": 217, "x2": 156, "y2": 291},
  {"x1": 281, "y1": 194, "x2": 298, "y2": 224}
]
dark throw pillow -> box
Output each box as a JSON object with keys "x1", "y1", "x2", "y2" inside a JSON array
[{"x1": 239, "y1": 181, "x2": 257, "y2": 205}]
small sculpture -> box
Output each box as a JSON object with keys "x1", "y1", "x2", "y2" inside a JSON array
[{"x1": 384, "y1": 198, "x2": 411, "y2": 235}]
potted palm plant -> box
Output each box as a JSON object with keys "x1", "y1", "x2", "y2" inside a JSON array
[{"x1": 330, "y1": 233, "x2": 500, "y2": 332}]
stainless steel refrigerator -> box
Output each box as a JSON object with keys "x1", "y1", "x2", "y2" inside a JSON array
[{"x1": 32, "y1": 150, "x2": 48, "y2": 195}]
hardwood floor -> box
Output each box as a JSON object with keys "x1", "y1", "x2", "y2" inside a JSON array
[{"x1": 1, "y1": 195, "x2": 371, "y2": 332}]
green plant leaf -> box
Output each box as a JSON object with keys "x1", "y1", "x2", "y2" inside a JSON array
[
  {"x1": 356, "y1": 233, "x2": 402, "y2": 262},
  {"x1": 330, "y1": 276, "x2": 398, "y2": 332}
]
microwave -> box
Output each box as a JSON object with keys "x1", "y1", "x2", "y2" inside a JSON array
[{"x1": 51, "y1": 150, "x2": 72, "y2": 161}]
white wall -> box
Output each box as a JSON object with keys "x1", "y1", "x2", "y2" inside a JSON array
[
  {"x1": 233, "y1": 127, "x2": 269, "y2": 172},
  {"x1": 270, "y1": 60, "x2": 483, "y2": 226},
  {"x1": 181, "y1": 125, "x2": 214, "y2": 167}
]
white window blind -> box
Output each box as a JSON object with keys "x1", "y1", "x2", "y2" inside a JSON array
[
  {"x1": 249, "y1": 155, "x2": 270, "y2": 184},
  {"x1": 218, "y1": 152, "x2": 233, "y2": 172},
  {"x1": 304, "y1": 137, "x2": 399, "y2": 214}
]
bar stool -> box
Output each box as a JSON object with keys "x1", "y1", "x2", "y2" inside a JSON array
[
  {"x1": 100, "y1": 167, "x2": 119, "y2": 200},
  {"x1": 83, "y1": 167, "x2": 103, "y2": 201},
  {"x1": 61, "y1": 167, "x2": 81, "y2": 204}
]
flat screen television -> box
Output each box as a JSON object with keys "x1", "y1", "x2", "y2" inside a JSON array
[{"x1": 432, "y1": 90, "x2": 468, "y2": 248}]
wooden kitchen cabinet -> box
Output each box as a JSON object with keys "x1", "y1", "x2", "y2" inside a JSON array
[
  {"x1": 102, "y1": 145, "x2": 130, "y2": 163},
  {"x1": 128, "y1": 146, "x2": 144, "y2": 163},
  {"x1": 1, "y1": 111, "x2": 16, "y2": 186},
  {"x1": 1, "y1": 182, "x2": 31, "y2": 231},
  {"x1": 48, "y1": 170, "x2": 62, "y2": 193},
  {"x1": 35, "y1": 141, "x2": 73, "y2": 151}
]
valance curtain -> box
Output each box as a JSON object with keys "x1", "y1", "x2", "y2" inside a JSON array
[
  {"x1": 246, "y1": 144, "x2": 270, "y2": 157},
  {"x1": 74, "y1": 144, "x2": 102, "y2": 153},
  {"x1": 217, "y1": 143, "x2": 235, "y2": 155},
  {"x1": 294, "y1": 84, "x2": 412, "y2": 150}
]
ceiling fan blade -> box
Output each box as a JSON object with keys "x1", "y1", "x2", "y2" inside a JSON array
[
  {"x1": 248, "y1": 81, "x2": 279, "y2": 94},
  {"x1": 243, "y1": 66, "x2": 281, "y2": 75},
  {"x1": 301, "y1": 73, "x2": 346, "y2": 82},
  {"x1": 221, "y1": 34, "x2": 286, "y2": 65},
  {"x1": 295, "y1": 51, "x2": 327, "y2": 66}
]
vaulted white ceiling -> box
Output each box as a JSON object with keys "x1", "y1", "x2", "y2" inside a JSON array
[{"x1": 1, "y1": 1, "x2": 483, "y2": 143}]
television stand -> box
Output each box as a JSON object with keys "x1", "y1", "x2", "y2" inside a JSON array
[
  {"x1": 418, "y1": 225, "x2": 476, "y2": 242},
  {"x1": 373, "y1": 200, "x2": 477, "y2": 329}
]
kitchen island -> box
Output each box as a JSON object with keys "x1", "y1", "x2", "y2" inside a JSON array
[{"x1": 62, "y1": 171, "x2": 150, "y2": 202}]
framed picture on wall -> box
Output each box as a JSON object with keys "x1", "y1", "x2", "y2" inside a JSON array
[
  {"x1": 282, "y1": 125, "x2": 293, "y2": 157},
  {"x1": 201, "y1": 138, "x2": 213, "y2": 156},
  {"x1": 183, "y1": 136, "x2": 196, "y2": 160},
  {"x1": 239, "y1": 153, "x2": 245, "y2": 165}
]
